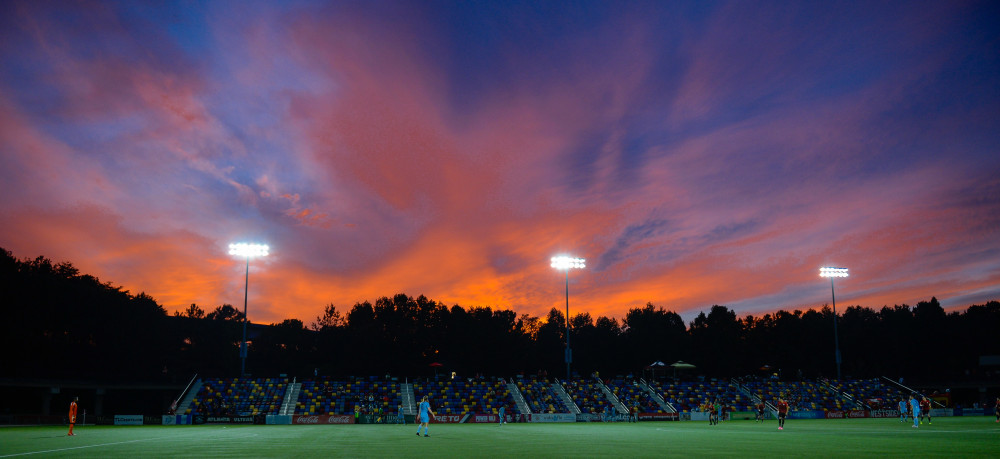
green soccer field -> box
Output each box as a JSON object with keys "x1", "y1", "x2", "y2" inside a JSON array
[{"x1": 2, "y1": 418, "x2": 998, "y2": 458}]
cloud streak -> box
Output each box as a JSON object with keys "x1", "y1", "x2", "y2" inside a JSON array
[{"x1": 1, "y1": 1, "x2": 998, "y2": 325}]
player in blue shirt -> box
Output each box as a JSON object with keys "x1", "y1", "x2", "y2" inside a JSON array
[
  {"x1": 416, "y1": 395, "x2": 436, "y2": 437},
  {"x1": 498, "y1": 405, "x2": 506, "y2": 426},
  {"x1": 909, "y1": 395, "x2": 920, "y2": 428},
  {"x1": 898, "y1": 398, "x2": 907, "y2": 423}
]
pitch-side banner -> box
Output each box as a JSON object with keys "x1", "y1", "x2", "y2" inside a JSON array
[
  {"x1": 114, "y1": 415, "x2": 143, "y2": 426},
  {"x1": 466, "y1": 413, "x2": 500, "y2": 423},
  {"x1": 292, "y1": 415, "x2": 355, "y2": 424},
  {"x1": 525, "y1": 413, "x2": 576, "y2": 423},
  {"x1": 430, "y1": 414, "x2": 468, "y2": 423},
  {"x1": 638, "y1": 413, "x2": 679, "y2": 421}
]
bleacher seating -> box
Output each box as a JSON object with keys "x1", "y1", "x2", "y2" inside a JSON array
[
  {"x1": 741, "y1": 379, "x2": 844, "y2": 411},
  {"x1": 647, "y1": 379, "x2": 750, "y2": 414},
  {"x1": 516, "y1": 377, "x2": 569, "y2": 413},
  {"x1": 185, "y1": 376, "x2": 908, "y2": 419},
  {"x1": 832, "y1": 378, "x2": 906, "y2": 410},
  {"x1": 412, "y1": 379, "x2": 512, "y2": 415},
  {"x1": 607, "y1": 379, "x2": 664, "y2": 413},
  {"x1": 190, "y1": 377, "x2": 288, "y2": 416},
  {"x1": 561, "y1": 379, "x2": 606, "y2": 414},
  {"x1": 296, "y1": 377, "x2": 401, "y2": 415}
]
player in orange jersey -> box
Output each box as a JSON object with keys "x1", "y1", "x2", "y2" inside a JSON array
[{"x1": 68, "y1": 397, "x2": 78, "y2": 436}]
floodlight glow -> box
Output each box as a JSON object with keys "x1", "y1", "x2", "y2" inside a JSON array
[
  {"x1": 820, "y1": 267, "x2": 848, "y2": 278},
  {"x1": 229, "y1": 243, "x2": 270, "y2": 258},
  {"x1": 551, "y1": 256, "x2": 586, "y2": 270}
]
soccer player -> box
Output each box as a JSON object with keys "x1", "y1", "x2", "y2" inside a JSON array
[
  {"x1": 909, "y1": 395, "x2": 920, "y2": 428},
  {"x1": 416, "y1": 395, "x2": 436, "y2": 437},
  {"x1": 776, "y1": 397, "x2": 789, "y2": 430},
  {"x1": 498, "y1": 404, "x2": 506, "y2": 426},
  {"x1": 898, "y1": 398, "x2": 907, "y2": 423},
  {"x1": 994, "y1": 397, "x2": 999, "y2": 423},
  {"x1": 68, "y1": 396, "x2": 78, "y2": 436},
  {"x1": 755, "y1": 400, "x2": 765, "y2": 423},
  {"x1": 919, "y1": 396, "x2": 931, "y2": 425}
]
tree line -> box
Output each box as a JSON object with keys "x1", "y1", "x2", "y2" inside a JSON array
[{"x1": 2, "y1": 248, "x2": 998, "y2": 383}]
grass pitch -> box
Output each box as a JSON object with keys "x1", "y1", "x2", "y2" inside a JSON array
[{"x1": 1, "y1": 417, "x2": 998, "y2": 458}]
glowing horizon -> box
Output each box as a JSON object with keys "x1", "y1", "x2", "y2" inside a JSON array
[{"x1": 1, "y1": 1, "x2": 998, "y2": 325}]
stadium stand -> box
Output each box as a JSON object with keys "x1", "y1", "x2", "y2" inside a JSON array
[
  {"x1": 295, "y1": 377, "x2": 401, "y2": 415},
  {"x1": 647, "y1": 379, "x2": 752, "y2": 414},
  {"x1": 190, "y1": 377, "x2": 288, "y2": 416},
  {"x1": 517, "y1": 377, "x2": 570, "y2": 413},
  {"x1": 411, "y1": 379, "x2": 512, "y2": 415},
  {"x1": 607, "y1": 378, "x2": 665, "y2": 413},
  {"x1": 185, "y1": 376, "x2": 910, "y2": 419},
  {"x1": 832, "y1": 378, "x2": 907, "y2": 410}
]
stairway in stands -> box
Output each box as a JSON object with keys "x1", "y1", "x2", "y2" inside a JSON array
[
  {"x1": 280, "y1": 382, "x2": 301, "y2": 415},
  {"x1": 552, "y1": 380, "x2": 581, "y2": 414},
  {"x1": 506, "y1": 381, "x2": 531, "y2": 414},
  {"x1": 400, "y1": 382, "x2": 416, "y2": 415},
  {"x1": 175, "y1": 377, "x2": 202, "y2": 415},
  {"x1": 639, "y1": 379, "x2": 675, "y2": 413},
  {"x1": 595, "y1": 378, "x2": 629, "y2": 416}
]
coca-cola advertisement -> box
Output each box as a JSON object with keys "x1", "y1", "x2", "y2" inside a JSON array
[{"x1": 293, "y1": 415, "x2": 355, "y2": 424}]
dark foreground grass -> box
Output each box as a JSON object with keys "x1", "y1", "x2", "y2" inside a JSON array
[{"x1": 2, "y1": 417, "x2": 998, "y2": 458}]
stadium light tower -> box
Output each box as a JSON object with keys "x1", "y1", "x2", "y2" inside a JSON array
[
  {"x1": 229, "y1": 243, "x2": 269, "y2": 378},
  {"x1": 820, "y1": 267, "x2": 848, "y2": 380},
  {"x1": 551, "y1": 256, "x2": 585, "y2": 380}
]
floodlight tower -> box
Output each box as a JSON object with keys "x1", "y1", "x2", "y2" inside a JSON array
[
  {"x1": 551, "y1": 256, "x2": 585, "y2": 380},
  {"x1": 229, "y1": 243, "x2": 270, "y2": 378},
  {"x1": 819, "y1": 267, "x2": 848, "y2": 380}
]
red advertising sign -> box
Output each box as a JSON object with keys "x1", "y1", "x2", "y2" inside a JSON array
[
  {"x1": 846, "y1": 410, "x2": 869, "y2": 418},
  {"x1": 467, "y1": 413, "x2": 499, "y2": 423},
  {"x1": 825, "y1": 411, "x2": 844, "y2": 419},
  {"x1": 293, "y1": 415, "x2": 355, "y2": 424}
]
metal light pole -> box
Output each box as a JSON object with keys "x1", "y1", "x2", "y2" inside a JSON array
[
  {"x1": 551, "y1": 256, "x2": 585, "y2": 380},
  {"x1": 819, "y1": 267, "x2": 848, "y2": 380},
  {"x1": 229, "y1": 243, "x2": 269, "y2": 378}
]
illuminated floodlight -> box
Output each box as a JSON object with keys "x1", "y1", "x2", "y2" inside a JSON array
[
  {"x1": 229, "y1": 242, "x2": 270, "y2": 378},
  {"x1": 819, "y1": 266, "x2": 848, "y2": 380},
  {"x1": 819, "y1": 267, "x2": 848, "y2": 278},
  {"x1": 229, "y1": 243, "x2": 270, "y2": 258},
  {"x1": 551, "y1": 255, "x2": 585, "y2": 380},
  {"x1": 551, "y1": 256, "x2": 586, "y2": 270}
]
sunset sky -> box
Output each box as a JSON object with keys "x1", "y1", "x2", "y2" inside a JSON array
[{"x1": 1, "y1": 1, "x2": 998, "y2": 325}]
